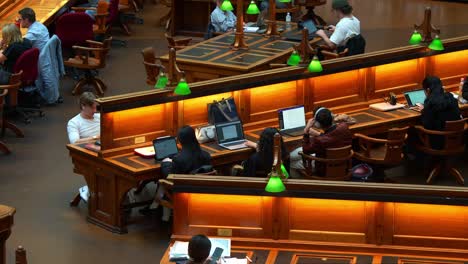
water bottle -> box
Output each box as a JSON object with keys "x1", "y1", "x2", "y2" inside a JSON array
[{"x1": 285, "y1": 12, "x2": 292, "y2": 31}]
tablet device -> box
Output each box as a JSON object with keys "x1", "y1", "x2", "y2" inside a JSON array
[{"x1": 153, "y1": 136, "x2": 178, "y2": 161}]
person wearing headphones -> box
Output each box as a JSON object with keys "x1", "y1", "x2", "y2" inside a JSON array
[{"x1": 289, "y1": 106, "x2": 352, "y2": 177}]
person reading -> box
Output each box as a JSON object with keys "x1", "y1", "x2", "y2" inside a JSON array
[
  {"x1": 187, "y1": 234, "x2": 212, "y2": 264},
  {"x1": 67, "y1": 92, "x2": 100, "y2": 144}
]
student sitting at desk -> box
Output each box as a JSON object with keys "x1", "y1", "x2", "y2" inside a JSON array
[
  {"x1": 210, "y1": 0, "x2": 237, "y2": 32},
  {"x1": 0, "y1": 24, "x2": 32, "y2": 85},
  {"x1": 289, "y1": 107, "x2": 352, "y2": 178},
  {"x1": 415, "y1": 76, "x2": 461, "y2": 149},
  {"x1": 187, "y1": 234, "x2": 212, "y2": 264},
  {"x1": 315, "y1": 0, "x2": 361, "y2": 52},
  {"x1": 242, "y1": 127, "x2": 290, "y2": 177},
  {"x1": 18, "y1": 8, "x2": 50, "y2": 52},
  {"x1": 67, "y1": 92, "x2": 100, "y2": 144}
]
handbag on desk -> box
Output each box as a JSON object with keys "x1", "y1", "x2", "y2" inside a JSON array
[
  {"x1": 195, "y1": 124, "x2": 216, "y2": 143},
  {"x1": 207, "y1": 97, "x2": 240, "y2": 124}
]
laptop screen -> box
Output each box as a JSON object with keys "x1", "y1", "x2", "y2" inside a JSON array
[
  {"x1": 215, "y1": 121, "x2": 244, "y2": 144},
  {"x1": 279, "y1": 105, "x2": 306, "y2": 130},
  {"x1": 404, "y1": 89, "x2": 426, "y2": 107},
  {"x1": 153, "y1": 136, "x2": 178, "y2": 160}
]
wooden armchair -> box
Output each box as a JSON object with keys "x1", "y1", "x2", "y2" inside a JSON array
[
  {"x1": 354, "y1": 127, "x2": 409, "y2": 180},
  {"x1": 299, "y1": 145, "x2": 353, "y2": 180},
  {"x1": 141, "y1": 47, "x2": 162, "y2": 86},
  {"x1": 165, "y1": 33, "x2": 192, "y2": 50},
  {"x1": 414, "y1": 119, "x2": 467, "y2": 185},
  {"x1": 64, "y1": 37, "x2": 112, "y2": 95}
]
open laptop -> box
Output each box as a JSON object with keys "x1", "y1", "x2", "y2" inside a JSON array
[
  {"x1": 215, "y1": 120, "x2": 248, "y2": 150},
  {"x1": 153, "y1": 136, "x2": 178, "y2": 161},
  {"x1": 278, "y1": 105, "x2": 306, "y2": 137},
  {"x1": 404, "y1": 89, "x2": 426, "y2": 112}
]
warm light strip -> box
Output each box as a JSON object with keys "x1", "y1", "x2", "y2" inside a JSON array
[
  {"x1": 394, "y1": 235, "x2": 468, "y2": 241},
  {"x1": 189, "y1": 224, "x2": 263, "y2": 230},
  {"x1": 290, "y1": 230, "x2": 365, "y2": 237}
]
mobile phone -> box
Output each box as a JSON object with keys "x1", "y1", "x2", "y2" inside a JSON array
[{"x1": 209, "y1": 247, "x2": 223, "y2": 264}]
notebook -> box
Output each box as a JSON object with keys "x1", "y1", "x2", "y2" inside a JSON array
[
  {"x1": 278, "y1": 105, "x2": 306, "y2": 137},
  {"x1": 404, "y1": 89, "x2": 426, "y2": 107},
  {"x1": 215, "y1": 120, "x2": 248, "y2": 150},
  {"x1": 152, "y1": 136, "x2": 178, "y2": 160}
]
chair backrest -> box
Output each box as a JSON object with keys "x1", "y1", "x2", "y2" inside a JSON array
[
  {"x1": 346, "y1": 34, "x2": 366, "y2": 56},
  {"x1": 56, "y1": 12, "x2": 94, "y2": 49},
  {"x1": 383, "y1": 126, "x2": 408, "y2": 163},
  {"x1": 13, "y1": 49, "x2": 39, "y2": 86},
  {"x1": 323, "y1": 145, "x2": 353, "y2": 179},
  {"x1": 443, "y1": 118, "x2": 467, "y2": 151},
  {"x1": 107, "y1": 0, "x2": 120, "y2": 24},
  {"x1": 141, "y1": 47, "x2": 160, "y2": 86}
]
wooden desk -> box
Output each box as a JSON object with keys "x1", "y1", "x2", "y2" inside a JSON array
[
  {"x1": 160, "y1": 30, "x2": 320, "y2": 82},
  {"x1": 161, "y1": 175, "x2": 468, "y2": 263},
  {"x1": 68, "y1": 36, "x2": 468, "y2": 233},
  {"x1": 0, "y1": 204, "x2": 15, "y2": 264}
]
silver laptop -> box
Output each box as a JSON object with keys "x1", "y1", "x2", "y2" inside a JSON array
[
  {"x1": 278, "y1": 105, "x2": 306, "y2": 137},
  {"x1": 215, "y1": 120, "x2": 248, "y2": 150}
]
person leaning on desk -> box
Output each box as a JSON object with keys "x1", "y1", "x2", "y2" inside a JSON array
[
  {"x1": 67, "y1": 92, "x2": 100, "y2": 144},
  {"x1": 0, "y1": 24, "x2": 32, "y2": 85}
]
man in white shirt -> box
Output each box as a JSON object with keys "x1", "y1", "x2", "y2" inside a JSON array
[
  {"x1": 18, "y1": 8, "x2": 50, "y2": 51},
  {"x1": 210, "y1": 0, "x2": 237, "y2": 32},
  {"x1": 67, "y1": 92, "x2": 100, "y2": 144},
  {"x1": 315, "y1": 0, "x2": 360, "y2": 50}
]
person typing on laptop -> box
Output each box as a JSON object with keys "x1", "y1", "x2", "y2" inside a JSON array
[{"x1": 289, "y1": 107, "x2": 352, "y2": 178}]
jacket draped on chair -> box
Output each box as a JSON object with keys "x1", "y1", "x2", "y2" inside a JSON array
[{"x1": 36, "y1": 35, "x2": 65, "y2": 104}]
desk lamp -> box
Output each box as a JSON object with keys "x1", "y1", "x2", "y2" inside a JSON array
[
  {"x1": 174, "y1": 72, "x2": 191, "y2": 95},
  {"x1": 287, "y1": 48, "x2": 301, "y2": 66},
  {"x1": 409, "y1": 30, "x2": 422, "y2": 45},
  {"x1": 411, "y1": 7, "x2": 443, "y2": 50},
  {"x1": 155, "y1": 71, "x2": 168, "y2": 89},
  {"x1": 246, "y1": 1, "x2": 260, "y2": 15},
  {"x1": 265, "y1": 133, "x2": 287, "y2": 193},
  {"x1": 428, "y1": 35, "x2": 444, "y2": 51},
  {"x1": 308, "y1": 55, "x2": 322, "y2": 73},
  {"x1": 221, "y1": 0, "x2": 234, "y2": 11}
]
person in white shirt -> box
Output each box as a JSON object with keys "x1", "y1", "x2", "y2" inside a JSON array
[
  {"x1": 315, "y1": 0, "x2": 360, "y2": 50},
  {"x1": 18, "y1": 8, "x2": 50, "y2": 51},
  {"x1": 210, "y1": 0, "x2": 237, "y2": 32},
  {"x1": 67, "y1": 92, "x2": 100, "y2": 144}
]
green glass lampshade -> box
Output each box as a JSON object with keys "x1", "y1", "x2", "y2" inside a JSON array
[
  {"x1": 265, "y1": 175, "x2": 286, "y2": 193},
  {"x1": 174, "y1": 78, "x2": 191, "y2": 95},
  {"x1": 287, "y1": 50, "x2": 301, "y2": 66},
  {"x1": 409, "y1": 30, "x2": 422, "y2": 45},
  {"x1": 281, "y1": 164, "x2": 289, "y2": 179},
  {"x1": 220, "y1": 0, "x2": 234, "y2": 11},
  {"x1": 279, "y1": 0, "x2": 291, "y2": 2},
  {"x1": 307, "y1": 55, "x2": 323, "y2": 73},
  {"x1": 246, "y1": 1, "x2": 260, "y2": 15},
  {"x1": 154, "y1": 72, "x2": 168, "y2": 89},
  {"x1": 428, "y1": 35, "x2": 444, "y2": 51}
]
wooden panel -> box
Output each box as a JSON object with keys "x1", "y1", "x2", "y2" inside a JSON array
[
  {"x1": 93, "y1": 169, "x2": 114, "y2": 224},
  {"x1": 312, "y1": 70, "x2": 361, "y2": 107},
  {"x1": 112, "y1": 104, "x2": 166, "y2": 138},
  {"x1": 249, "y1": 82, "x2": 298, "y2": 122},
  {"x1": 288, "y1": 198, "x2": 368, "y2": 243},
  {"x1": 373, "y1": 59, "x2": 421, "y2": 97},
  {"x1": 431, "y1": 50, "x2": 468, "y2": 86},
  {"x1": 182, "y1": 92, "x2": 233, "y2": 125}
]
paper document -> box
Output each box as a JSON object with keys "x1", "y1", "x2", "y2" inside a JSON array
[
  {"x1": 223, "y1": 258, "x2": 248, "y2": 264},
  {"x1": 243, "y1": 26, "x2": 259, "y2": 33}
]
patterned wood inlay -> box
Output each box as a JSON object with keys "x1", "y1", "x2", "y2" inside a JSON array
[
  {"x1": 381, "y1": 256, "x2": 468, "y2": 264},
  {"x1": 274, "y1": 251, "x2": 374, "y2": 264}
]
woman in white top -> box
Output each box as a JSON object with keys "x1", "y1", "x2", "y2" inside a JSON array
[
  {"x1": 67, "y1": 92, "x2": 100, "y2": 144},
  {"x1": 315, "y1": 0, "x2": 360, "y2": 50}
]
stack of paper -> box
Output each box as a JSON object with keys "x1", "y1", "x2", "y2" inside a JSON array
[{"x1": 169, "y1": 241, "x2": 189, "y2": 261}]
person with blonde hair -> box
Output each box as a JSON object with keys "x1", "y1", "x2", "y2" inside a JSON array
[{"x1": 0, "y1": 23, "x2": 32, "y2": 83}]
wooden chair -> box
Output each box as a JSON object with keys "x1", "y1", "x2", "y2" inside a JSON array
[
  {"x1": 354, "y1": 127, "x2": 409, "y2": 180},
  {"x1": 165, "y1": 33, "x2": 192, "y2": 50},
  {"x1": 141, "y1": 47, "x2": 162, "y2": 86},
  {"x1": 320, "y1": 45, "x2": 349, "y2": 60},
  {"x1": 414, "y1": 119, "x2": 467, "y2": 185},
  {"x1": 64, "y1": 37, "x2": 112, "y2": 95},
  {"x1": 0, "y1": 71, "x2": 24, "y2": 151},
  {"x1": 299, "y1": 145, "x2": 353, "y2": 180}
]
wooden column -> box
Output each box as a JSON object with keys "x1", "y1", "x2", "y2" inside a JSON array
[{"x1": 0, "y1": 205, "x2": 15, "y2": 264}]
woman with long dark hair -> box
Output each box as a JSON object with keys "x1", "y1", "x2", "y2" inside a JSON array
[
  {"x1": 242, "y1": 127, "x2": 290, "y2": 177},
  {"x1": 418, "y1": 76, "x2": 461, "y2": 149},
  {"x1": 161, "y1": 125, "x2": 211, "y2": 177}
]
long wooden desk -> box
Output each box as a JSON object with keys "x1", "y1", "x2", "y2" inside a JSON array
[
  {"x1": 159, "y1": 175, "x2": 468, "y2": 263},
  {"x1": 160, "y1": 29, "x2": 320, "y2": 82},
  {"x1": 68, "y1": 36, "x2": 468, "y2": 233}
]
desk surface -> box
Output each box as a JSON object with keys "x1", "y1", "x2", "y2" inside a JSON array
[{"x1": 161, "y1": 30, "x2": 320, "y2": 73}]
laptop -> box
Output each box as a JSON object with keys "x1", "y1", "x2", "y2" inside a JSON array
[
  {"x1": 278, "y1": 105, "x2": 306, "y2": 137},
  {"x1": 215, "y1": 120, "x2": 248, "y2": 150},
  {"x1": 404, "y1": 89, "x2": 426, "y2": 112},
  {"x1": 152, "y1": 136, "x2": 179, "y2": 161}
]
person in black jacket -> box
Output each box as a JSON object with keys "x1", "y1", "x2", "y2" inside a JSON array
[
  {"x1": 161, "y1": 125, "x2": 212, "y2": 177},
  {"x1": 0, "y1": 23, "x2": 32, "y2": 84},
  {"x1": 242, "y1": 127, "x2": 290, "y2": 177},
  {"x1": 416, "y1": 76, "x2": 461, "y2": 149}
]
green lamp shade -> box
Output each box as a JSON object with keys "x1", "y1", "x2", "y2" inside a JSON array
[
  {"x1": 221, "y1": 0, "x2": 234, "y2": 11},
  {"x1": 154, "y1": 73, "x2": 168, "y2": 89},
  {"x1": 409, "y1": 31, "x2": 422, "y2": 45},
  {"x1": 174, "y1": 78, "x2": 191, "y2": 95},
  {"x1": 287, "y1": 51, "x2": 301, "y2": 66},
  {"x1": 428, "y1": 36, "x2": 444, "y2": 51},
  {"x1": 308, "y1": 56, "x2": 323, "y2": 72},
  {"x1": 279, "y1": 0, "x2": 291, "y2": 2},
  {"x1": 246, "y1": 1, "x2": 260, "y2": 14},
  {"x1": 265, "y1": 175, "x2": 286, "y2": 193},
  {"x1": 281, "y1": 164, "x2": 289, "y2": 179}
]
